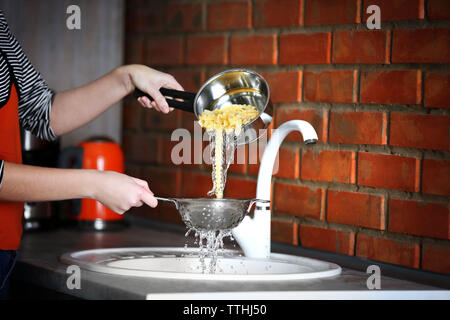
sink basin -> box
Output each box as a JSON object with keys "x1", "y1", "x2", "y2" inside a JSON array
[{"x1": 60, "y1": 247, "x2": 341, "y2": 281}]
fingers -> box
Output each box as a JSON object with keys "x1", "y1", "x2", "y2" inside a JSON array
[
  {"x1": 137, "y1": 87, "x2": 169, "y2": 113},
  {"x1": 164, "y1": 77, "x2": 184, "y2": 113},
  {"x1": 134, "y1": 179, "x2": 157, "y2": 208},
  {"x1": 147, "y1": 87, "x2": 170, "y2": 114},
  {"x1": 137, "y1": 96, "x2": 153, "y2": 109},
  {"x1": 139, "y1": 187, "x2": 158, "y2": 208},
  {"x1": 136, "y1": 72, "x2": 183, "y2": 114},
  {"x1": 164, "y1": 74, "x2": 185, "y2": 92},
  {"x1": 132, "y1": 178, "x2": 152, "y2": 194}
]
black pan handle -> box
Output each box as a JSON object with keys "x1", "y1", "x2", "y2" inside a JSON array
[{"x1": 133, "y1": 88, "x2": 196, "y2": 113}]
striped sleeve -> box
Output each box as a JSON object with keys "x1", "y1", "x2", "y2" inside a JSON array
[{"x1": 0, "y1": 11, "x2": 57, "y2": 141}]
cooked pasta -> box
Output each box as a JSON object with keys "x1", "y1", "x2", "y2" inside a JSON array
[
  {"x1": 199, "y1": 104, "x2": 259, "y2": 198},
  {"x1": 198, "y1": 104, "x2": 259, "y2": 133}
]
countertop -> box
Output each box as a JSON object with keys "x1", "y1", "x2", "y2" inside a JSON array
[{"x1": 11, "y1": 218, "x2": 450, "y2": 300}]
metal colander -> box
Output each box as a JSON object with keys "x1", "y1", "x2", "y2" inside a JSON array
[{"x1": 156, "y1": 197, "x2": 270, "y2": 231}]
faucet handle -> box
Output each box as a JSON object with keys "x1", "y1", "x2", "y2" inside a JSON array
[{"x1": 246, "y1": 199, "x2": 270, "y2": 213}]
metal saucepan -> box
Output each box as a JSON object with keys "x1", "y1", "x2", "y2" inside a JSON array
[
  {"x1": 134, "y1": 68, "x2": 273, "y2": 145},
  {"x1": 156, "y1": 197, "x2": 270, "y2": 231}
]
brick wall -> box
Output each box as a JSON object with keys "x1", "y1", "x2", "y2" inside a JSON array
[{"x1": 123, "y1": 0, "x2": 450, "y2": 275}]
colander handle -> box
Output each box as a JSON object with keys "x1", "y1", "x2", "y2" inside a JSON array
[
  {"x1": 155, "y1": 197, "x2": 179, "y2": 210},
  {"x1": 247, "y1": 199, "x2": 270, "y2": 212}
]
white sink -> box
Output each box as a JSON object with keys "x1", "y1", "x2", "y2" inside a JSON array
[{"x1": 60, "y1": 247, "x2": 341, "y2": 281}]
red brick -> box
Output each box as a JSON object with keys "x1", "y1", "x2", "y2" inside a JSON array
[
  {"x1": 125, "y1": 39, "x2": 144, "y2": 64},
  {"x1": 168, "y1": 69, "x2": 205, "y2": 93},
  {"x1": 208, "y1": 1, "x2": 251, "y2": 31},
  {"x1": 357, "y1": 152, "x2": 417, "y2": 191},
  {"x1": 274, "y1": 183, "x2": 323, "y2": 219},
  {"x1": 182, "y1": 112, "x2": 201, "y2": 133},
  {"x1": 180, "y1": 171, "x2": 212, "y2": 198},
  {"x1": 146, "y1": 37, "x2": 184, "y2": 66},
  {"x1": 427, "y1": 0, "x2": 450, "y2": 20},
  {"x1": 230, "y1": 34, "x2": 277, "y2": 65},
  {"x1": 224, "y1": 177, "x2": 257, "y2": 198},
  {"x1": 272, "y1": 220, "x2": 299, "y2": 245},
  {"x1": 122, "y1": 100, "x2": 141, "y2": 130},
  {"x1": 124, "y1": 165, "x2": 141, "y2": 179},
  {"x1": 260, "y1": 71, "x2": 302, "y2": 103},
  {"x1": 141, "y1": 167, "x2": 181, "y2": 197},
  {"x1": 167, "y1": 2, "x2": 204, "y2": 32},
  {"x1": 389, "y1": 113, "x2": 450, "y2": 151},
  {"x1": 392, "y1": 29, "x2": 450, "y2": 63},
  {"x1": 299, "y1": 225, "x2": 355, "y2": 255},
  {"x1": 122, "y1": 133, "x2": 160, "y2": 164},
  {"x1": 389, "y1": 199, "x2": 449, "y2": 240},
  {"x1": 247, "y1": 159, "x2": 260, "y2": 177},
  {"x1": 422, "y1": 159, "x2": 450, "y2": 197},
  {"x1": 422, "y1": 244, "x2": 450, "y2": 275},
  {"x1": 332, "y1": 30, "x2": 387, "y2": 64},
  {"x1": 246, "y1": 122, "x2": 276, "y2": 176},
  {"x1": 275, "y1": 108, "x2": 325, "y2": 142},
  {"x1": 126, "y1": 3, "x2": 167, "y2": 33},
  {"x1": 253, "y1": 0, "x2": 303, "y2": 27},
  {"x1": 327, "y1": 190, "x2": 385, "y2": 230},
  {"x1": 305, "y1": 0, "x2": 357, "y2": 25},
  {"x1": 279, "y1": 33, "x2": 331, "y2": 64},
  {"x1": 125, "y1": 7, "x2": 142, "y2": 33},
  {"x1": 143, "y1": 109, "x2": 181, "y2": 132},
  {"x1": 247, "y1": 131, "x2": 276, "y2": 176},
  {"x1": 186, "y1": 36, "x2": 227, "y2": 65},
  {"x1": 158, "y1": 137, "x2": 180, "y2": 167},
  {"x1": 301, "y1": 149, "x2": 355, "y2": 184},
  {"x1": 329, "y1": 110, "x2": 385, "y2": 145},
  {"x1": 360, "y1": 70, "x2": 421, "y2": 104},
  {"x1": 304, "y1": 70, "x2": 355, "y2": 103},
  {"x1": 363, "y1": 0, "x2": 424, "y2": 22},
  {"x1": 143, "y1": 2, "x2": 167, "y2": 33},
  {"x1": 274, "y1": 147, "x2": 300, "y2": 179},
  {"x1": 356, "y1": 234, "x2": 420, "y2": 268},
  {"x1": 424, "y1": 72, "x2": 450, "y2": 109}
]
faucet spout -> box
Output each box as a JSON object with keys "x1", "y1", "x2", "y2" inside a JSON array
[{"x1": 232, "y1": 120, "x2": 318, "y2": 259}]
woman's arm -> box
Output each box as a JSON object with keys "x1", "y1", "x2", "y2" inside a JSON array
[
  {"x1": 50, "y1": 64, "x2": 184, "y2": 136},
  {"x1": 0, "y1": 162, "x2": 157, "y2": 214}
]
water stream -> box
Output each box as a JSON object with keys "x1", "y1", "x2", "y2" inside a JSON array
[{"x1": 184, "y1": 228, "x2": 234, "y2": 274}]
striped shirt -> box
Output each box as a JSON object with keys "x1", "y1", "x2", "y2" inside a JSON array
[{"x1": 0, "y1": 10, "x2": 56, "y2": 189}]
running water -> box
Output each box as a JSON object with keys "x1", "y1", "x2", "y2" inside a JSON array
[
  {"x1": 181, "y1": 130, "x2": 238, "y2": 273},
  {"x1": 184, "y1": 227, "x2": 234, "y2": 273},
  {"x1": 184, "y1": 104, "x2": 258, "y2": 273}
]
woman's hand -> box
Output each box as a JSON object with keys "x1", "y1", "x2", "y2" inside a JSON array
[
  {"x1": 51, "y1": 64, "x2": 184, "y2": 136},
  {"x1": 92, "y1": 170, "x2": 158, "y2": 214},
  {"x1": 121, "y1": 64, "x2": 184, "y2": 114}
]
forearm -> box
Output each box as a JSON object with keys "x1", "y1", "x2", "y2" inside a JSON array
[
  {"x1": 0, "y1": 162, "x2": 158, "y2": 213},
  {"x1": 50, "y1": 66, "x2": 133, "y2": 136},
  {"x1": 0, "y1": 162, "x2": 98, "y2": 202}
]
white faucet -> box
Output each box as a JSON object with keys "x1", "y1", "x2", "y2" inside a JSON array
[{"x1": 232, "y1": 120, "x2": 319, "y2": 259}]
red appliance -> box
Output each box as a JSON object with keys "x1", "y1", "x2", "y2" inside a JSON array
[{"x1": 58, "y1": 137, "x2": 126, "y2": 230}]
